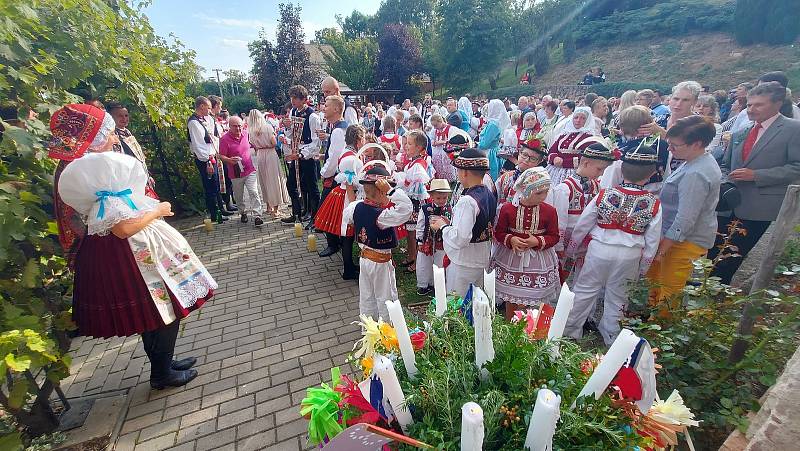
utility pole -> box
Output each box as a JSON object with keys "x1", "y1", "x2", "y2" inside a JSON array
[{"x1": 212, "y1": 68, "x2": 224, "y2": 98}]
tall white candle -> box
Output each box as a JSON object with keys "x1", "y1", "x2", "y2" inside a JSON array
[
  {"x1": 434, "y1": 264, "x2": 447, "y2": 317},
  {"x1": 483, "y1": 269, "x2": 496, "y2": 305},
  {"x1": 373, "y1": 355, "x2": 414, "y2": 432},
  {"x1": 524, "y1": 389, "x2": 561, "y2": 451},
  {"x1": 385, "y1": 300, "x2": 418, "y2": 379},
  {"x1": 472, "y1": 287, "x2": 494, "y2": 379},
  {"x1": 460, "y1": 402, "x2": 484, "y2": 451},
  {"x1": 547, "y1": 283, "x2": 575, "y2": 341},
  {"x1": 572, "y1": 329, "x2": 640, "y2": 408}
]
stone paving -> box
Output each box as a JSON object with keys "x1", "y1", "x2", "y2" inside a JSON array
[{"x1": 61, "y1": 215, "x2": 363, "y2": 451}]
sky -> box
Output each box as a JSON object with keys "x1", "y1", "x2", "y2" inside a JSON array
[{"x1": 143, "y1": 0, "x2": 382, "y2": 79}]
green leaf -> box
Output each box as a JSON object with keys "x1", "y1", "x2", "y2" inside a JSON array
[
  {"x1": 720, "y1": 397, "x2": 733, "y2": 409},
  {"x1": 0, "y1": 431, "x2": 23, "y2": 451},
  {"x1": 7, "y1": 377, "x2": 29, "y2": 409},
  {"x1": 5, "y1": 353, "x2": 31, "y2": 372}
]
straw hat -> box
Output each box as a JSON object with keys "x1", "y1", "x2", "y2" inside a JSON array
[{"x1": 428, "y1": 179, "x2": 452, "y2": 193}]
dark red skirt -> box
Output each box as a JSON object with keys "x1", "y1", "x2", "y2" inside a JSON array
[
  {"x1": 72, "y1": 234, "x2": 211, "y2": 339},
  {"x1": 314, "y1": 186, "x2": 353, "y2": 237}
]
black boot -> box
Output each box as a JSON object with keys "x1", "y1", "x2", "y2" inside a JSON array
[
  {"x1": 318, "y1": 233, "x2": 340, "y2": 257},
  {"x1": 217, "y1": 195, "x2": 234, "y2": 216},
  {"x1": 142, "y1": 321, "x2": 198, "y2": 390},
  {"x1": 171, "y1": 357, "x2": 197, "y2": 371},
  {"x1": 224, "y1": 193, "x2": 238, "y2": 212}
]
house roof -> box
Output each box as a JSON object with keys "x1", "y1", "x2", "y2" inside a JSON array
[{"x1": 305, "y1": 44, "x2": 334, "y2": 66}]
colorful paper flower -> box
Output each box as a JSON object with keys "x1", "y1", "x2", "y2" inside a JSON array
[
  {"x1": 352, "y1": 315, "x2": 382, "y2": 359},
  {"x1": 379, "y1": 322, "x2": 399, "y2": 351},
  {"x1": 410, "y1": 331, "x2": 427, "y2": 351},
  {"x1": 361, "y1": 356, "x2": 374, "y2": 378}
]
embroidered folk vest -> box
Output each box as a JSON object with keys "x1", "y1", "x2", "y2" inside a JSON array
[
  {"x1": 564, "y1": 176, "x2": 599, "y2": 215},
  {"x1": 354, "y1": 201, "x2": 398, "y2": 250},
  {"x1": 595, "y1": 186, "x2": 660, "y2": 235},
  {"x1": 463, "y1": 184, "x2": 497, "y2": 243}
]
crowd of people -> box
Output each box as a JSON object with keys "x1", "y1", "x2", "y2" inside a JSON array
[
  {"x1": 45, "y1": 69, "x2": 799, "y2": 390},
  {"x1": 184, "y1": 73, "x2": 799, "y2": 345}
]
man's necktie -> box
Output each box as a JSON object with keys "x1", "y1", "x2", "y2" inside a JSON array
[{"x1": 741, "y1": 123, "x2": 762, "y2": 162}]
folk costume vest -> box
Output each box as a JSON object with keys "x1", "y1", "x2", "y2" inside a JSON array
[
  {"x1": 354, "y1": 200, "x2": 398, "y2": 250},
  {"x1": 463, "y1": 184, "x2": 496, "y2": 243},
  {"x1": 419, "y1": 203, "x2": 452, "y2": 255},
  {"x1": 564, "y1": 175, "x2": 599, "y2": 215},
  {"x1": 595, "y1": 184, "x2": 660, "y2": 235}
]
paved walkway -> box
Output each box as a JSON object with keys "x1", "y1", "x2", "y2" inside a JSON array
[{"x1": 61, "y1": 216, "x2": 362, "y2": 450}]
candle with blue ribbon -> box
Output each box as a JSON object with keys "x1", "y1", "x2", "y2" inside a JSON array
[{"x1": 96, "y1": 189, "x2": 138, "y2": 219}]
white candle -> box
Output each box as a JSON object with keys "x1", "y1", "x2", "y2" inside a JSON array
[
  {"x1": 483, "y1": 269, "x2": 496, "y2": 305},
  {"x1": 373, "y1": 355, "x2": 413, "y2": 432},
  {"x1": 385, "y1": 300, "x2": 418, "y2": 379},
  {"x1": 547, "y1": 283, "x2": 575, "y2": 341},
  {"x1": 460, "y1": 402, "x2": 484, "y2": 451},
  {"x1": 572, "y1": 329, "x2": 640, "y2": 408},
  {"x1": 524, "y1": 388, "x2": 561, "y2": 451},
  {"x1": 434, "y1": 264, "x2": 447, "y2": 317},
  {"x1": 472, "y1": 287, "x2": 494, "y2": 379}
]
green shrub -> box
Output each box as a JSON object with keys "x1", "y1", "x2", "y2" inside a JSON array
[{"x1": 573, "y1": 0, "x2": 735, "y2": 49}]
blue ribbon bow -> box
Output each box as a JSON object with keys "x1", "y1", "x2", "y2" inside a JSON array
[
  {"x1": 95, "y1": 189, "x2": 137, "y2": 219},
  {"x1": 342, "y1": 170, "x2": 356, "y2": 185}
]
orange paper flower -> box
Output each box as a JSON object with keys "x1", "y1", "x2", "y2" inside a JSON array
[{"x1": 379, "y1": 323, "x2": 399, "y2": 351}]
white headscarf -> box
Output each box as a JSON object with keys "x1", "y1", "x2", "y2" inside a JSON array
[
  {"x1": 458, "y1": 97, "x2": 472, "y2": 118},
  {"x1": 88, "y1": 113, "x2": 117, "y2": 151},
  {"x1": 562, "y1": 106, "x2": 594, "y2": 134},
  {"x1": 486, "y1": 99, "x2": 511, "y2": 131}
]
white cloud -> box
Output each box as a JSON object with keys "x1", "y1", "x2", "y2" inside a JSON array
[
  {"x1": 220, "y1": 38, "x2": 249, "y2": 49},
  {"x1": 193, "y1": 13, "x2": 270, "y2": 30}
]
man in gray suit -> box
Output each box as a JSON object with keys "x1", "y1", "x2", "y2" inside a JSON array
[{"x1": 710, "y1": 82, "x2": 800, "y2": 284}]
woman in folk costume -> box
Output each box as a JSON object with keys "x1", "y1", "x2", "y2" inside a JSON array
[
  {"x1": 479, "y1": 99, "x2": 512, "y2": 181},
  {"x1": 501, "y1": 111, "x2": 542, "y2": 174},
  {"x1": 314, "y1": 125, "x2": 366, "y2": 279},
  {"x1": 546, "y1": 106, "x2": 598, "y2": 186},
  {"x1": 492, "y1": 167, "x2": 560, "y2": 319},
  {"x1": 247, "y1": 109, "x2": 289, "y2": 218},
  {"x1": 457, "y1": 96, "x2": 474, "y2": 135},
  {"x1": 50, "y1": 104, "x2": 215, "y2": 390}
]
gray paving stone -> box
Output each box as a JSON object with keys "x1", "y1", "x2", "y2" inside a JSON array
[{"x1": 64, "y1": 217, "x2": 365, "y2": 448}]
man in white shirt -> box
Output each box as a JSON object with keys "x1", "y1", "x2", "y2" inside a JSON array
[
  {"x1": 280, "y1": 85, "x2": 322, "y2": 224},
  {"x1": 187, "y1": 96, "x2": 228, "y2": 222}
]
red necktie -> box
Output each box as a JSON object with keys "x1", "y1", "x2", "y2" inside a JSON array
[{"x1": 741, "y1": 123, "x2": 762, "y2": 162}]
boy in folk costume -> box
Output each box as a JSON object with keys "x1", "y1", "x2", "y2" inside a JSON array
[
  {"x1": 430, "y1": 148, "x2": 497, "y2": 297},
  {"x1": 446, "y1": 133, "x2": 496, "y2": 207},
  {"x1": 395, "y1": 130, "x2": 435, "y2": 271},
  {"x1": 492, "y1": 167, "x2": 560, "y2": 319},
  {"x1": 415, "y1": 179, "x2": 453, "y2": 295},
  {"x1": 315, "y1": 124, "x2": 366, "y2": 280},
  {"x1": 563, "y1": 145, "x2": 663, "y2": 345},
  {"x1": 547, "y1": 140, "x2": 618, "y2": 282},
  {"x1": 343, "y1": 167, "x2": 413, "y2": 320},
  {"x1": 495, "y1": 136, "x2": 548, "y2": 208}
]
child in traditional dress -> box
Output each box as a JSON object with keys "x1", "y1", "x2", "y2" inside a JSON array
[
  {"x1": 343, "y1": 167, "x2": 413, "y2": 320},
  {"x1": 446, "y1": 134, "x2": 496, "y2": 207},
  {"x1": 51, "y1": 103, "x2": 215, "y2": 390},
  {"x1": 415, "y1": 179, "x2": 452, "y2": 295},
  {"x1": 430, "y1": 148, "x2": 497, "y2": 297},
  {"x1": 395, "y1": 130, "x2": 435, "y2": 271},
  {"x1": 430, "y1": 113, "x2": 457, "y2": 182},
  {"x1": 379, "y1": 115, "x2": 402, "y2": 164},
  {"x1": 492, "y1": 167, "x2": 560, "y2": 319},
  {"x1": 495, "y1": 136, "x2": 548, "y2": 208},
  {"x1": 314, "y1": 124, "x2": 366, "y2": 280},
  {"x1": 564, "y1": 145, "x2": 662, "y2": 345},
  {"x1": 548, "y1": 140, "x2": 617, "y2": 282}
]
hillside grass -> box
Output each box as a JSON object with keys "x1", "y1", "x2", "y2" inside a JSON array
[{"x1": 465, "y1": 32, "x2": 800, "y2": 97}]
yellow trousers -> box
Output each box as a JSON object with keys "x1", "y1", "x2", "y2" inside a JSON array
[{"x1": 646, "y1": 240, "x2": 707, "y2": 317}]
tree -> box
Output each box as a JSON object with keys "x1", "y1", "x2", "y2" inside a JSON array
[
  {"x1": 222, "y1": 69, "x2": 249, "y2": 97},
  {"x1": 316, "y1": 29, "x2": 378, "y2": 90},
  {"x1": 735, "y1": 0, "x2": 800, "y2": 45},
  {"x1": 374, "y1": 0, "x2": 435, "y2": 34},
  {"x1": 249, "y1": 31, "x2": 280, "y2": 109},
  {"x1": 337, "y1": 10, "x2": 376, "y2": 39},
  {"x1": 251, "y1": 3, "x2": 318, "y2": 109},
  {"x1": 436, "y1": 0, "x2": 512, "y2": 92},
  {"x1": 375, "y1": 24, "x2": 422, "y2": 99}
]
